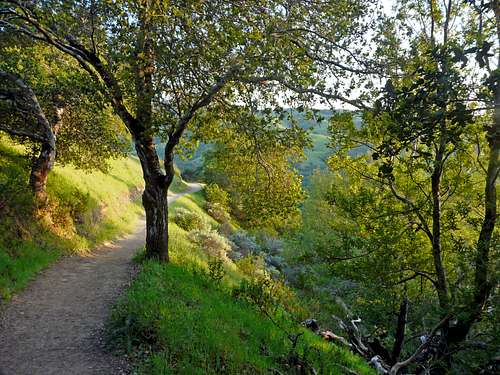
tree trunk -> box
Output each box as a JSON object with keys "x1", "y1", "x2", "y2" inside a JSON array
[
  {"x1": 391, "y1": 297, "x2": 408, "y2": 364},
  {"x1": 430, "y1": 144, "x2": 449, "y2": 310},
  {"x1": 142, "y1": 179, "x2": 169, "y2": 262},
  {"x1": 135, "y1": 135, "x2": 172, "y2": 261},
  {"x1": 446, "y1": 60, "x2": 500, "y2": 348},
  {"x1": 445, "y1": 2, "x2": 500, "y2": 347},
  {"x1": 29, "y1": 140, "x2": 55, "y2": 202}
]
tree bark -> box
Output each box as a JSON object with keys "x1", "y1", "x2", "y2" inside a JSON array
[
  {"x1": 134, "y1": 135, "x2": 171, "y2": 261},
  {"x1": 444, "y1": 0, "x2": 500, "y2": 347},
  {"x1": 0, "y1": 71, "x2": 59, "y2": 203},
  {"x1": 29, "y1": 140, "x2": 55, "y2": 202},
  {"x1": 446, "y1": 46, "x2": 500, "y2": 348},
  {"x1": 28, "y1": 107, "x2": 62, "y2": 203},
  {"x1": 391, "y1": 297, "x2": 408, "y2": 364},
  {"x1": 430, "y1": 143, "x2": 449, "y2": 310},
  {"x1": 142, "y1": 180, "x2": 169, "y2": 262}
]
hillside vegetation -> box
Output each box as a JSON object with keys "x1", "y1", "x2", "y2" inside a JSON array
[
  {"x1": 108, "y1": 190, "x2": 374, "y2": 375},
  {"x1": 173, "y1": 111, "x2": 333, "y2": 185},
  {"x1": 0, "y1": 137, "x2": 147, "y2": 300}
]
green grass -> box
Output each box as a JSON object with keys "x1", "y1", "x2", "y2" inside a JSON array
[
  {"x1": 0, "y1": 137, "x2": 145, "y2": 301},
  {"x1": 298, "y1": 133, "x2": 330, "y2": 186},
  {"x1": 109, "y1": 191, "x2": 375, "y2": 375},
  {"x1": 169, "y1": 191, "x2": 218, "y2": 228},
  {"x1": 169, "y1": 164, "x2": 190, "y2": 194}
]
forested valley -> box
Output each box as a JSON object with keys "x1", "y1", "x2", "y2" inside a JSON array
[{"x1": 0, "y1": 1, "x2": 498, "y2": 374}]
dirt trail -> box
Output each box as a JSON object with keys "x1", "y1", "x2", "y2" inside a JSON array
[{"x1": 0, "y1": 183, "x2": 202, "y2": 375}]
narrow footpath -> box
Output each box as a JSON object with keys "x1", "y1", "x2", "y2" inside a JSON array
[{"x1": 0, "y1": 183, "x2": 202, "y2": 375}]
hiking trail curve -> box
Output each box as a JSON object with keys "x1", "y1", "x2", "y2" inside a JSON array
[{"x1": 0, "y1": 182, "x2": 203, "y2": 375}]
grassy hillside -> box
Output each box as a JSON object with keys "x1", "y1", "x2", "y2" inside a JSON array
[
  {"x1": 0, "y1": 137, "x2": 146, "y2": 301},
  {"x1": 0, "y1": 136, "x2": 193, "y2": 302},
  {"x1": 109, "y1": 190, "x2": 375, "y2": 375}
]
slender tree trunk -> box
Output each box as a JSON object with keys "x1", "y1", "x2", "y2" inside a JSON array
[
  {"x1": 445, "y1": 0, "x2": 500, "y2": 347},
  {"x1": 391, "y1": 297, "x2": 408, "y2": 364},
  {"x1": 430, "y1": 144, "x2": 449, "y2": 310},
  {"x1": 447, "y1": 63, "x2": 499, "y2": 348},
  {"x1": 29, "y1": 140, "x2": 56, "y2": 202},
  {"x1": 473, "y1": 114, "x2": 498, "y2": 307}
]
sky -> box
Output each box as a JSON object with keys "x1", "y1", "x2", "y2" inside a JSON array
[{"x1": 304, "y1": 0, "x2": 396, "y2": 110}]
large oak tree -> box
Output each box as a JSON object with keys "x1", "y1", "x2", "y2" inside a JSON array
[{"x1": 0, "y1": 0, "x2": 374, "y2": 260}]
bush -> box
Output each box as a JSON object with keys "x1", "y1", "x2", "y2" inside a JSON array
[
  {"x1": 229, "y1": 230, "x2": 260, "y2": 257},
  {"x1": 206, "y1": 202, "x2": 231, "y2": 223},
  {"x1": 236, "y1": 255, "x2": 266, "y2": 277},
  {"x1": 261, "y1": 235, "x2": 284, "y2": 255},
  {"x1": 218, "y1": 221, "x2": 235, "y2": 237},
  {"x1": 188, "y1": 228, "x2": 233, "y2": 258},
  {"x1": 207, "y1": 257, "x2": 225, "y2": 284},
  {"x1": 172, "y1": 207, "x2": 208, "y2": 231},
  {"x1": 232, "y1": 272, "x2": 305, "y2": 319},
  {"x1": 205, "y1": 183, "x2": 230, "y2": 209}
]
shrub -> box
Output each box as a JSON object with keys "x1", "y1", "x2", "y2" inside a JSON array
[
  {"x1": 188, "y1": 228, "x2": 232, "y2": 258},
  {"x1": 205, "y1": 183, "x2": 230, "y2": 209},
  {"x1": 229, "y1": 230, "x2": 260, "y2": 257},
  {"x1": 232, "y1": 272, "x2": 304, "y2": 319},
  {"x1": 207, "y1": 257, "x2": 225, "y2": 284},
  {"x1": 172, "y1": 207, "x2": 208, "y2": 231},
  {"x1": 236, "y1": 255, "x2": 266, "y2": 278},
  {"x1": 261, "y1": 235, "x2": 284, "y2": 255},
  {"x1": 218, "y1": 221, "x2": 235, "y2": 237},
  {"x1": 205, "y1": 202, "x2": 231, "y2": 223}
]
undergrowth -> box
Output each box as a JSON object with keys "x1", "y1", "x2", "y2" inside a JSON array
[
  {"x1": 0, "y1": 138, "x2": 144, "y2": 301},
  {"x1": 108, "y1": 192, "x2": 375, "y2": 375}
]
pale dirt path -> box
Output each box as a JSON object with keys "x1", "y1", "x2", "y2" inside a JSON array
[{"x1": 0, "y1": 183, "x2": 202, "y2": 375}]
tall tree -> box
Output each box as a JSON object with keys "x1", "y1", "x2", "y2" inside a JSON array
[
  {"x1": 324, "y1": 0, "x2": 499, "y2": 371},
  {"x1": 0, "y1": 0, "x2": 374, "y2": 260}
]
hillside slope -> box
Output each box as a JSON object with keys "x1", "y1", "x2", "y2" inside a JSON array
[
  {"x1": 0, "y1": 137, "x2": 147, "y2": 300},
  {"x1": 109, "y1": 190, "x2": 375, "y2": 375}
]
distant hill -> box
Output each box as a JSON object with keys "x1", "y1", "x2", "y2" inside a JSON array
[
  {"x1": 280, "y1": 109, "x2": 334, "y2": 186},
  {"x1": 171, "y1": 109, "x2": 363, "y2": 186},
  {"x1": 172, "y1": 109, "x2": 335, "y2": 185}
]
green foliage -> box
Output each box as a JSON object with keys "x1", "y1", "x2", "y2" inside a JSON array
[
  {"x1": 188, "y1": 229, "x2": 233, "y2": 259},
  {"x1": 0, "y1": 43, "x2": 131, "y2": 173},
  {"x1": 0, "y1": 138, "x2": 144, "y2": 300},
  {"x1": 205, "y1": 183, "x2": 230, "y2": 210},
  {"x1": 207, "y1": 257, "x2": 226, "y2": 285},
  {"x1": 200, "y1": 111, "x2": 306, "y2": 230},
  {"x1": 236, "y1": 256, "x2": 267, "y2": 278},
  {"x1": 172, "y1": 207, "x2": 209, "y2": 232},
  {"x1": 169, "y1": 192, "x2": 219, "y2": 229},
  {"x1": 174, "y1": 110, "x2": 343, "y2": 187},
  {"x1": 205, "y1": 202, "x2": 231, "y2": 223},
  {"x1": 372, "y1": 44, "x2": 474, "y2": 172}
]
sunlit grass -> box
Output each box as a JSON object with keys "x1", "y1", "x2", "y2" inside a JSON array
[
  {"x1": 110, "y1": 190, "x2": 375, "y2": 375},
  {"x1": 0, "y1": 137, "x2": 144, "y2": 300}
]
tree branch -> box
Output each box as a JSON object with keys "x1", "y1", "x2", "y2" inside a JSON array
[{"x1": 390, "y1": 314, "x2": 452, "y2": 375}]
